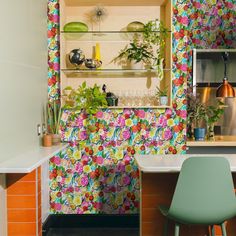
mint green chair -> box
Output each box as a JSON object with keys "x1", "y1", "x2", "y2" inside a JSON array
[{"x1": 159, "y1": 157, "x2": 236, "y2": 236}]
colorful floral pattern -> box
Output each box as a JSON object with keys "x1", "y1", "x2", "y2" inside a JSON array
[{"x1": 48, "y1": 0, "x2": 235, "y2": 214}]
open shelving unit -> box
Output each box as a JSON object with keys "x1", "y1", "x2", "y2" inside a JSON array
[{"x1": 60, "y1": 0, "x2": 172, "y2": 108}]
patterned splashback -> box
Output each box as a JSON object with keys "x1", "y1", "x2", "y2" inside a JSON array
[{"x1": 48, "y1": 0, "x2": 235, "y2": 214}]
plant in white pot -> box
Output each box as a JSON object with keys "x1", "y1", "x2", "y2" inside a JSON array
[
  {"x1": 155, "y1": 86, "x2": 168, "y2": 106},
  {"x1": 112, "y1": 39, "x2": 154, "y2": 69},
  {"x1": 47, "y1": 100, "x2": 62, "y2": 145}
]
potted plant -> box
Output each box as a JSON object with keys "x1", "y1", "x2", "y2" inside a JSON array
[
  {"x1": 143, "y1": 19, "x2": 168, "y2": 79},
  {"x1": 62, "y1": 82, "x2": 107, "y2": 135},
  {"x1": 112, "y1": 39, "x2": 154, "y2": 69},
  {"x1": 155, "y1": 86, "x2": 168, "y2": 106},
  {"x1": 187, "y1": 94, "x2": 208, "y2": 141},
  {"x1": 206, "y1": 100, "x2": 225, "y2": 140},
  {"x1": 47, "y1": 100, "x2": 62, "y2": 145}
]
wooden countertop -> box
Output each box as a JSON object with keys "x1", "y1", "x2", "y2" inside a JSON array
[
  {"x1": 135, "y1": 154, "x2": 236, "y2": 173},
  {"x1": 187, "y1": 136, "x2": 236, "y2": 147}
]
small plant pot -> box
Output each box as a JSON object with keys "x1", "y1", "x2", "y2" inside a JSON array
[
  {"x1": 42, "y1": 134, "x2": 52, "y2": 147},
  {"x1": 130, "y1": 61, "x2": 144, "y2": 70},
  {"x1": 194, "y1": 128, "x2": 206, "y2": 141},
  {"x1": 51, "y1": 134, "x2": 61, "y2": 145},
  {"x1": 159, "y1": 96, "x2": 168, "y2": 106}
]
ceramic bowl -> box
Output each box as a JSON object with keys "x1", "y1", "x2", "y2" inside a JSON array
[{"x1": 85, "y1": 59, "x2": 102, "y2": 69}]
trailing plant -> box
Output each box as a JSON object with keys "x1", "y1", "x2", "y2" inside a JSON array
[
  {"x1": 47, "y1": 100, "x2": 62, "y2": 135},
  {"x1": 62, "y1": 82, "x2": 107, "y2": 115}
]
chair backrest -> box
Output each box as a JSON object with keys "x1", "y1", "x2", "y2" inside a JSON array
[{"x1": 169, "y1": 157, "x2": 236, "y2": 225}]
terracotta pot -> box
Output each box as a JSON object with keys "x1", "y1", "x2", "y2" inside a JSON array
[
  {"x1": 42, "y1": 134, "x2": 52, "y2": 147},
  {"x1": 51, "y1": 134, "x2": 61, "y2": 145}
]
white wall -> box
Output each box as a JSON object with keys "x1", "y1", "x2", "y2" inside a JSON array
[{"x1": 0, "y1": 0, "x2": 48, "y2": 162}]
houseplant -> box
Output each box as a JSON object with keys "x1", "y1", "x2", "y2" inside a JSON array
[
  {"x1": 187, "y1": 92, "x2": 225, "y2": 141},
  {"x1": 62, "y1": 82, "x2": 107, "y2": 134},
  {"x1": 112, "y1": 39, "x2": 154, "y2": 69},
  {"x1": 206, "y1": 100, "x2": 225, "y2": 140},
  {"x1": 187, "y1": 94, "x2": 208, "y2": 141},
  {"x1": 47, "y1": 100, "x2": 62, "y2": 144},
  {"x1": 155, "y1": 85, "x2": 168, "y2": 105}
]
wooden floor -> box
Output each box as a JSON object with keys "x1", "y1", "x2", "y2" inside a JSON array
[{"x1": 141, "y1": 172, "x2": 236, "y2": 236}]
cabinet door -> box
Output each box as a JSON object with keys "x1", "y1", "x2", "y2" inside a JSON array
[{"x1": 0, "y1": 0, "x2": 48, "y2": 161}]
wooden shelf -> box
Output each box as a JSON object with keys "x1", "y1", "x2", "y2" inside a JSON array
[{"x1": 64, "y1": 0, "x2": 168, "y2": 7}]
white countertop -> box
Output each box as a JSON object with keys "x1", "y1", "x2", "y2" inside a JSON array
[
  {"x1": 0, "y1": 143, "x2": 69, "y2": 173},
  {"x1": 135, "y1": 154, "x2": 236, "y2": 173}
]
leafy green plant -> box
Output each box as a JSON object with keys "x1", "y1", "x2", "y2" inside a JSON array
[
  {"x1": 47, "y1": 100, "x2": 62, "y2": 134},
  {"x1": 143, "y1": 19, "x2": 168, "y2": 63},
  {"x1": 187, "y1": 94, "x2": 225, "y2": 128},
  {"x1": 112, "y1": 39, "x2": 153, "y2": 65},
  {"x1": 206, "y1": 100, "x2": 225, "y2": 125},
  {"x1": 155, "y1": 86, "x2": 168, "y2": 97},
  {"x1": 62, "y1": 82, "x2": 107, "y2": 115}
]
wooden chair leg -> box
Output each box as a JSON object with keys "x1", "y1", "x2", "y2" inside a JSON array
[
  {"x1": 163, "y1": 219, "x2": 168, "y2": 236},
  {"x1": 174, "y1": 223, "x2": 179, "y2": 236},
  {"x1": 221, "y1": 222, "x2": 227, "y2": 236}
]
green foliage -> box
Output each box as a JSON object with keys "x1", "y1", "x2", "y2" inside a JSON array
[
  {"x1": 62, "y1": 82, "x2": 107, "y2": 115},
  {"x1": 112, "y1": 39, "x2": 153, "y2": 64},
  {"x1": 155, "y1": 86, "x2": 168, "y2": 97},
  {"x1": 47, "y1": 100, "x2": 62, "y2": 134},
  {"x1": 143, "y1": 19, "x2": 168, "y2": 65},
  {"x1": 187, "y1": 94, "x2": 208, "y2": 128},
  {"x1": 207, "y1": 100, "x2": 225, "y2": 125},
  {"x1": 112, "y1": 18, "x2": 168, "y2": 71},
  {"x1": 187, "y1": 93, "x2": 225, "y2": 128}
]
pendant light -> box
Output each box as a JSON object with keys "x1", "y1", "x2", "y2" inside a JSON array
[{"x1": 216, "y1": 52, "x2": 235, "y2": 98}]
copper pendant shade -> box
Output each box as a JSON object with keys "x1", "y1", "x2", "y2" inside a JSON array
[
  {"x1": 216, "y1": 52, "x2": 235, "y2": 98},
  {"x1": 216, "y1": 77, "x2": 235, "y2": 98}
]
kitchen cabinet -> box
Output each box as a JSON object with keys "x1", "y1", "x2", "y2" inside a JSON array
[{"x1": 60, "y1": 0, "x2": 172, "y2": 108}]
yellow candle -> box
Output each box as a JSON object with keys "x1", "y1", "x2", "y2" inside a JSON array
[{"x1": 95, "y1": 43, "x2": 101, "y2": 61}]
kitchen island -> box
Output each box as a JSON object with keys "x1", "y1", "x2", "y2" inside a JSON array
[{"x1": 135, "y1": 154, "x2": 236, "y2": 236}]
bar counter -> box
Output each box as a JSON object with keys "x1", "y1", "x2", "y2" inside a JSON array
[
  {"x1": 135, "y1": 155, "x2": 236, "y2": 236},
  {"x1": 187, "y1": 136, "x2": 236, "y2": 147}
]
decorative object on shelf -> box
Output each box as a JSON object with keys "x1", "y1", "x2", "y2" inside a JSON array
[
  {"x1": 84, "y1": 59, "x2": 102, "y2": 69},
  {"x1": 155, "y1": 86, "x2": 168, "y2": 106},
  {"x1": 69, "y1": 49, "x2": 85, "y2": 68},
  {"x1": 94, "y1": 43, "x2": 102, "y2": 69},
  {"x1": 216, "y1": 52, "x2": 235, "y2": 98},
  {"x1": 90, "y1": 5, "x2": 108, "y2": 31},
  {"x1": 63, "y1": 82, "x2": 107, "y2": 115},
  {"x1": 126, "y1": 21, "x2": 145, "y2": 31},
  {"x1": 102, "y1": 84, "x2": 118, "y2": 106},
  {"x1": 63, "y1": 22, "x2": 88, "y2": 32},
  {"x1": 47, "y1": 100, "x2": 62, "y2": 145},
  {"x1": 111, "y1": 38, "x2": 153, "y2": 69}
]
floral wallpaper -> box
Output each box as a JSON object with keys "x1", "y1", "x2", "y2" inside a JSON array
[{"x1": 48, "y1": 0, "x2": 236, "y2": 214}]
